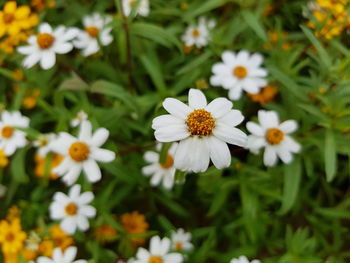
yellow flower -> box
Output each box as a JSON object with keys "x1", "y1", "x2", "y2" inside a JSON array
[
  {"x1": 22, "y1": 89, "x2": 40, "y2": 109},
  {"x1": 264, "y1": 31, "x2": 291, "y2": 50},
  {"x1": 0, "y1": 31, "x2": 28, "y2": 54},
  {"x1": 121, "y1": 211, "x2": 149, "y2": 245},
  {"x1": 94, "y1": 224, "x2": 118, "y2": 243},
  {"x1": 35, "y1": 154, "x2": 64, "y2": 180},
  {"x1": 50, "y1": 225, "x2": 74, "y2": 250},
  {"x1": 4, "y1": 252, "x2": 19, "y2": 263},
  {"x1": 0, "y1": 218, "x2": 27, "y2": 254},
  {"x1": 31, "y1": 0, "x2": 55, "y2": 12},
  {"x1": 0, "y1": 149, "x2": 9, "y2": 168},
  {"x1": 38, "y1": 240, "x2": 54, "y2": 257},
  {"x1": 12, "y1": 69, "x2": 24, "y2": 82},
  {"x1": 247, "y1": 85, "x2": 278, "y2": 104},
  {"x1": 0, "y1": 1, "x2": 38, "y2": 37},
  {"x1": 6, "y1": 206, "x2": 20, "y2": 222}
]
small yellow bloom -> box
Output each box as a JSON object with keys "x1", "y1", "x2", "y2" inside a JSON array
[
  {"x1": 6, "y1": 206, "x2": 20, "y2": 221},
  {"x1": 195, "y1": 79, "x2": 209, "y2": 90},
  {"x1": 38, "y1": 240, "x2": 54, "y2": 257},
  {"x1": 35, "y1": 154, "x2": 64, "y2": 180},
  {"x1": 0, "y1": 218, "x2": 27, "y2": 255},
  {"x1": 94, "y1": 224, "x2": 118, "y2": 243},
  {"x1": 22, "y1": 89, "x2": 40, "y2": 109},
  {"x1": 12, "y1": 69, "x2": 24, "y2": 82},
  {"x1": 0, "y1": 149, "x2": 9, "y2": 168},
  {"x1": 121, "y1": 211, "x2": 149, "y2": 245},
  {"x1": 31, "y1": 0, "x2": 55, "y2": 12},
  {"x1": 50, "y1": 225, "x2": 74, "y2": 250},
  {"x1": 247, "y1": 85, "x2": 278, "y2": 104}
]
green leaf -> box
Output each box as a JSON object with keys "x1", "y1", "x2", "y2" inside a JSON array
[
  {"x1": 325, "y1": 129, "x2": 337, "y2": 182},
  {"x1": 177, "y1": 51, "x2": 212, "y2": 75},
  {"x1": 241, "y1": 10, "x2": 268, "y2": 42},
  {"x1": 59, "y1": 73, "x2": 89, "y2": 91},
  {"x1": 279, "y1": 158, "x2": 302, "y2": 215},
  {"x1": 140, "y1": 54, "x2": 166, "y2": 94},
  {"x1": 10, "y1": 147, "x2": 29, "y2": 183}
]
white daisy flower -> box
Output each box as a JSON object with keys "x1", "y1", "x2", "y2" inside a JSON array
[
  {"x1": 70, "y1": 110, "x2": 88, "y2": 128},
  {"x1": 152, "y1": 89, "x2": 247, "y2": 173},
  {"x1": 131, "y1": 236, "x2": 183, "y2": 263},
  {"x1": 122, "y1": 0, "x2": 150, "y2": 17},
  {"x1": 0, "y1": 111, "x2": 29, "y2": 156},
  {"x1": 181, "y1": 16, "x2": 215, "y2": 48},
  {"x1": 33, "y1": 133, "x2": 56, "y2": 157},
  {"x1": 230, "y1": 255, "x2": 260, "y2": 263},
  {"x1": 142, "y1": 143, "x2": 178, "y2": 189},
  {"x1": 73, "y1": 13, "x2": 113, "y2": 57},
  {"x1": 210, "y1": 50, "x2": 268, "y2": 100},
  {"x1": 50, "y1": 120, "x2": 116, "y2": 185},
  {"x1": 0, "y1": 184, "x2": 6, "y2": 198},
  {"x1": 17, "y1": 23, "x2": 78, "y2": 70},
  {"x1": 246, "y1": 110, "x2": 301, "y2": 167},
  {"x1": 49, "y1": 184, "x2": 96, "y2": 235},
  {"x1": 170, "y1": 228, "x2": 193, "y2": 252},
  {"x1": 37, "y1": 246, "x2": 87, "y2": 263}
]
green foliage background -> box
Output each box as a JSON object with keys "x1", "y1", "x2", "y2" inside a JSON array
[{"x1": 1, "y1": 0, "x2": 350, "y2": 262}]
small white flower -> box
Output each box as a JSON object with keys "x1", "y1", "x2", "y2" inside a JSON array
[
  {"x1": 170, "y1": 228, "x2": 193, "y2": 252},
  {"x1": 142, "y1": 143, "x2": 178, "y2": 189},
  {"x1": 25, "y1": 232, "x2": 41, "y2": 251},
  {"x1": 70, "y1": 111, "x2": 88, "y2": 128},
  {"x1": 230, "y1": 255, "x2": 261, "y2": 263},
  {"x1": 33, "y1": 133, "x2": 56, "y2": 157},
  {"x1": 152, "y1": 89, "x2": 247, "y2": 173},
  {"x1": 73, "y1": 13, "x2": 113, "y2": 56},
  {"x1": 49, "y1": 185, "x2": 96, "y2": 235},
  {"x1": 210, "y1": 50, "x2": 268, "y2": 100},
  {"x1": 37, "y1": 246, "x2": 87, "y2": 263},
  {"x1": 0, "y1": 111, "x2": 29, "y2": 156},
  {"x1": 131, "y1": 236, "x2": 183, "y2": 263},
  {"x1": 50, "y1": 120, "x2": 116, "y2": 185},
  {"x1": 246, "y1": 110, "x2": 301, "y2": 167},
  {"x1": 0, "y1": 184, "x2": 6, "y2": 198},
  {"x1": 17, "y1": 23, "x2": 78, "y2": 70},
  {"x1": 122, "y1": 0, "x2": 150, "y2": 17},
  {"x1": 182, "y1": 17, "x2": 215, "y2": 48}
]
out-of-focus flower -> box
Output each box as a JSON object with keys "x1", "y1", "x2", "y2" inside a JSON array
[
  {"x1": 264, "y1": 31, "x2": 291, "y2": 50},
  {"x1": 195, "y1": 79, "x2": 209, "y2": 90},
  {"x1": 247, "y1": 85, "x2": 278, "y2": 104},
  {"x1": 121, "y1": 211, "x2": 149, "y2": 245},
  {"x1": 70, "y1": 111, "x2": 88, "y2": 128},
  {"x1": 131, "y1": 236, "x2": 183, "y2": 263},
  {"x1": 230, "y1": 256, "x2": 261, "y2": 263},
  {"x1": 34, "y1": 133, "x2": 56, "y2": 157},
  {"x1": 182, "y1": 17, "x2": 215, "y2": 49},
  {"x1": 0, "y1": 31, "x2": 29, "y2": 54},
  {"x1": 0, "y1": 184, "x2": 6, "y2": 198},
  {"x1": 170, "y1": 229, "x2": 193, "y2": 252},
  {"x1": 22, "y1": 232, "x2": 41, "y2": 261},
  {"x1": 31, "y1": 0, "x2": 55, "y2": 12},
  {"x1": 152, "y1": 89, "x2": 247, "y2": 173},
  {"x1": 17, "y1": 23, "x2": 78, "y2": 70},
  {"x1": 142, "y1": 143, "x2": 178, "y2": 189},
  {"x1": 50, "y1": 224, "x2": 75, "y2": 250},
  {"x1": 35, "y1": 153, "x2": 63, "y2": 180},
  {"x1": 0, "y1": 218, "x2": 27, "y2": 254},
  {"x1": 6, "y1": 206, "x2": 20, "y2": 221},
  {"x1": 73, "y1": 14, "x2": 113, "y2": 57},
  {"x1": 50, "y1": 120, "x2": 115, "y2": 185},
  {"x1": 37, "y1": 247, "x2": 87, "y2": 263},
  {"x1": 49, "y1": 184, "x2": 96, "y2": 234},
  {"x1": 0, "y1": 1, "x2": 38, "y2": 38},
  {"x1": 12, "y1": 69, "x2": 24, "y2": 82},
  {"x1": 22, "y1": 89, "x2": 40, "y2": 109},
  {"x1": 0, "y1": 149, "x2": 9, "y2": 167},
  {"x1": 122, "y1": 0, "x2": 150, "y2": 17},
  {"x1": 0, "y1": 111, "x2": 29, "y2": 156},
  {"x1": 246, "y1": 110, "x2": 301, "y2": 167},
  {"x1": 94, "y1": 224, "x2": 118, "y2": 243},
  {"x1": 38, "y1": 240, "x2": 54, "y2": 257},
  {"x1": 210, "y1": 50, "x2": 268, "y2": 100}
]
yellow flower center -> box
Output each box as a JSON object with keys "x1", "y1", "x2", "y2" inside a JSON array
[
  {"x1": 85, "y1": 26, "x2": 99, "y2": 38},
  {"x1": 38, "y1": 137, "x2": 48, "y2": 146},
  {"x1": 265, "y1": 128, "x2": 284, "y2": 145},
  {"x1": 175, "y1": 241, "x2": 183, "y2": 251},
  {"x1": 69, "y1": 142, "x2": 90, "y2": 162},
  {"x1": 192, "y1": 29, "x2": 200, "y2": 37},
  {"x1": 130, "y1": 0, "x2": 137, "y2": 6},
  {"x1": 5, "y1": 232, "x2": 15, "y2": 242},
  {"x1": 186, "y1": 109, "x2": 215, "y2": 136},
  {"x1": 65, "y1": 202, "x2": 78, "y2": 216},
  {"x1": 37, "y1": 33, "x2": 55, "y2": 49},
  {"x1": 3, "y1": 13, "x2": 14, "y2": 24},
  {"x1": 148, "y1": 256, "x2": 163, "y2": 263},
  {"x1": 160, "y1": 154, "x2": 174, "y2": 169},
  {"x1": 233, "y1": 66, "x2": 248, "y2": 79},
  {"x1": 2, "y1": 126, "x2": 14, "y2": 138}
]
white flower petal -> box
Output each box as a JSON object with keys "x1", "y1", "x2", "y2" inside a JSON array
[
  {"x1": 213, "y1": 124, "x2": 247, "y2": 147},
  {"x1": 279, "y1": 120, "x2": 298, "y2": 134},
  {"x1": 152, "y1": 115, "x2": 185, "y2": 130},
  {"x1": 63, "y1": 247, "x2": 77, "y2": 262},
  {"x1": 208, "y1": 136, "x2": 231, "y2": 169},
  {"x1": 162, "y1": 98, "x2": 192, "y2": 119},
  {"x1": 80, "y1": 205, "x2": 96, "y2": 218},
  {"x1": 154, "y1": 125, "x2": 190, "y2": 143},
  {"x1": 78, "y1": 121, "x2": 92, "y2": 141},
  {"x1": 144, "y1": 151, "x2": 159, "y2": 163},
  {"x1": 91, "y1": 128, "x2": 109, "y2": 147},
  {"x1": 258, "y1": 110, "x2": 279, "y2": 129},
  {"x1": 205, "y1": 98, "x2": 232, "y2": 119},
  {"x1": 188, "y1": 89, "x2": 207, "y2": 109},
  {"x1": 83, "y1": 159, "x2": 102, "y2": 183},
  {"x1": 218, "y1": 109, "x2": 244, "y2": 127},
  {"x1": 60, "y1": 217, "x2": 77, "y2": 234},
  {"x1": 263, "y1": 146, "x2": 278, "y2": 167},
  {"x1": 40, "y1": 51, "x2": 56, "y2": 70},
  {"x1": 246, "y1": 122, "x2": 265, "y2": 136},
  {"x1": 90, "y1": 148, "x2": 115, "y2": 163}
]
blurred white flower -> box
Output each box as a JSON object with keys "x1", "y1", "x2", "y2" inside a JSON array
[
  {"x1": 0, "y1": 111, "x2": 29, "y2": 156},
  {"x1": 50, "y1": 120, "x2": 115, "y2": 185},
  {"x1": 181, "y1": 16, "x2": 215, "y2": 48},
  {"x1": 25, "y1": 232, "x2": 41, "y2": 251},
  {"x1": 49, "y1": 185, "x2": 96, "y2": 235},
  {"x1": 246, "y1": 110, "x2": 301, "y2": 167},
  {"x1": 33, "y1": 133, "x2": 56, "y2": 157},
  {"x1": 70, "y1": 110, "x2": 88, "y2": 128},
  {"x1": 0, "y1": 184, "x2": 6, "y2": 198},
  {"x1": 37, "y1": 246, "x2": 87, "y2": 263},
  {"x1": 142, "y1": 143, "x2": 178, "y2": 189},
  {"x1": 17, "y1": 23, "x2": 78, "y2": 69},
  {"x1": 73, "y1": 13, "x2": 113, "y2": 56},
  {"x1": 210, "y1": 50, "x2": 268, "y2": 100},
  {"x1": 131, "y1": 236, "x2": 183, "y2": 263},
  {"x1": 152, "y1": 89, "x2": 247, "y2": 173},
  {"x1": 170, "y1": 228, "x2": 193, "y2": 252},
  {"x1": 122, "y1": 0, "x2": 150, "y2": 17},
  {"x1": 230, "y1": 256, "x2": 260, "y2": 263}
]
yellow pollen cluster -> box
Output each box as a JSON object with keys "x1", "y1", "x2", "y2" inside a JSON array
[
  {"x1": 37, "y1": 33, "x2": 55, "y2": 49},
  {"x1": 86, "y1": 26, "x2": 99, "y2": 38},
  {"x1": 148, "y1": 256, "x2": 163, "y2": 263},
  {"x1": 266, "y1": 128, "x2": 284, "y2": 145},
  {"x1": 160, "y1": 154, "x2": 174, "y2": 169},
  {"x1": 3, "y1": 13, "x2": 14, "y2": 24},
  {"x1": 192, "y1": 29, "x2": 200, "y2": 37},
  {"x1": 2, "y1": 126, "x2": 14, "y2": 138},
  {"x1": 186, "y1": 109, "x2": 215, "y2": 136},
  {"x1": 233, "y1": 66, "x2": 248, "y2": 79},
  {"x1": 175, "y1": 241, "x2": 183, "y2": 251},
  {"x1": 65, "y1": 202, "x2": 78, "y2": 216},
  {"x1": 69, "y1": 142, "x2": 90, "y2": 162}
]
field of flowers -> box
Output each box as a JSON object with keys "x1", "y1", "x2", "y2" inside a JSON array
[{"x1": 0, "y1": 0, "x2": 350, "y2": 262}]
